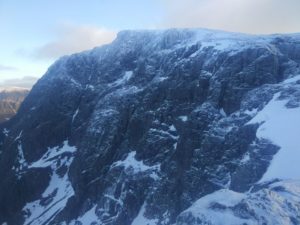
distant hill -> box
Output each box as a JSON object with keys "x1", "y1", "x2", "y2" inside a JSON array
[
  {"x1": 0, "y1": 76, "x2": 38, "y2": 89},
  {"x1": 0, "y1": 87, "x2": 29, "y2": 122}
]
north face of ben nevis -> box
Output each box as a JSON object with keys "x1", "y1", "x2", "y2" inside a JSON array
[{"x1": 1, "y1": 29, "x2": 300, "y2": 225}]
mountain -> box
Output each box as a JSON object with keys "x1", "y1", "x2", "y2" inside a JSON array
[
  {"x1": 0, "y1": 87, "x2": 29, "y2": 123},
  {"x1": 0, "y1": 29, "x2": 300, "y2": 225}
]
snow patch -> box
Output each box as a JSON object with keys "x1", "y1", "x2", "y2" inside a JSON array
[
  {"x1": 70, "y1": 205, "x2": 101, "y2": 225},
  {"x1": 104, "y1": 194, "x2": 124, "y2": 206},
  {"x1": 169, "y1": 125, "x2": 176, "y2": 132},
  {"x1": 86, "y1": 84, "x2": 95, "y2": 91},
  {"x1": 112, "y1": 151, "x2": 160, "y2": 179},
  {"x1": 149, "y1": 128, "x2": 179, "y2": 140},
  {"x1": 14, "y1": 130, "x2": 23, "y2": 141},
  {"x1": 219, "y1": 108, "x2": 226, "y2": 117},
  {"x1": 23, "y1": 171, "x2": 75, "y2": 225},
  {"x1": 13, "y1": 142, "x2": 28, "y2": 179},
  {"x1": 131, "y1": 203, "x2": 158, "y2": 225},
  {"x1": 112, "y1": 71, "x2": 133, "y2": 86},
  {"x1": 282, "y1": 74, "x2": 300, "y2": 84},
  {"x1": 23, "y1": 141, "x2": 76, "y2": 225},
  {"x1": 2, "y1": 128, "x2": 9, "y2": 136},
  {"x1": 178, "y1": 116, "x2": 188, "y2": 122},
  {"x1": 173, "y1": 142, "x2": 178, "y2": 150},
  {"x1": 181, "y1": 189, "x2": 250, "y2": 225},
  {"x1": 69, "y1": 77, "x2": 82, "y2": 88},
  {"x1": 240, "y1": 152, "x2": 250, "y2": 164},
  {"x1": 248, "y1": 93, "x2": 300, "y2": 182},
  {"x1": 113, "y1": 86, "x2": 142, "y2": 96},
  {"x1": 112, "y1": 151, "x2": 160, "y2": 176},
  {"x1": 29, "y1": 140, "x2": 76, "y2": 169},
  {"x1": 72, "y1": 108, "x2": 79, "y2": 123},
  {"x1": 156, "y1": 76, "x2": 168, "y2": 82},
  {"x1": 17, "y1": 143, "x2": 27, "y2": 169}
]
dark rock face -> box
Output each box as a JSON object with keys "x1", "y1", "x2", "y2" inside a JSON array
[
  {"x1": 0, "y1": 29, "x2": 300, "y2": 225},
  {"x1": 0, "y1": 88, "x2": 29, "y2": 123}
]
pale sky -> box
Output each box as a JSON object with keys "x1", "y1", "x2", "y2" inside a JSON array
[{"x1": 1, "y1": 0, "x2": 300, "y2": 86}]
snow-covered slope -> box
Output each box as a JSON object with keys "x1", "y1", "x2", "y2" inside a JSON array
[
  {"x1": 0, "y1": 28, "x2": 300, "y2": 225},
  {"x1": 177, "y1": 73, "x2": 300, "y2": 225},
  {"x1": 248, "y1": 76, "x2": 300, "y2": 182},
  {"x1": 177, "y1": 180, "x2": 300, "y2": 225}
]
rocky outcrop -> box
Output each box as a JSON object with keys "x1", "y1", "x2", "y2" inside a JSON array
[{"x1": 0, "y1": 29, "x2": 300, "y2": 225}]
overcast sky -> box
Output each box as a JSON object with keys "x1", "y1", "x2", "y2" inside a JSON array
[{"x1": 1, "y1": 0, "x2": 300, "y2": 87}]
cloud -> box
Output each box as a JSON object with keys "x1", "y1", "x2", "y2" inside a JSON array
[
  {"x1": 33, "y1": 24, "x2": 117, "y2": 60},
  {"x1": 0, "y1": 76, "x2": 39, "y2": 89},
  {"x1": 161, "y1": 0, "x2": 300, "y2": 34},
  {"x1": 0, "y1": 64, "x2": 18, "y2": 71}
]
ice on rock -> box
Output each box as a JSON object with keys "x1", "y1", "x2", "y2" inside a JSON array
[{"x1": 71, "y1": 108, "x2": 79, "y2": 123}]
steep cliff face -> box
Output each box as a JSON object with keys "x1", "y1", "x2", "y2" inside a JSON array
[
  {"x1": 0, "y1": 29, "x2": 300, "y2": 225},
  {"x1": 0, "y1": 88, "x2": 29, "y2": 123}
]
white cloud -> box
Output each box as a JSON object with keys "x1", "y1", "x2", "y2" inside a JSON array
[
  {"x1": 33, "y1": 24, "x2": 117, "y2": 59},
  {"x1": 0, "y1": 64, "x2": 17, "y2": 71},
  {"x1": 161, "y1": 0, "x2": 300, "y2": 34}
]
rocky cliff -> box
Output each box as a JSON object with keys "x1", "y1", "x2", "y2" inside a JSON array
[{"x1": 0, "y1": 29, "x2": 300, "y2": 225}]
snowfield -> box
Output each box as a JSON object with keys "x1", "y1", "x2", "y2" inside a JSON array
[{"x1": 248, "y1": 77, "x2": 300, "y2": 182}]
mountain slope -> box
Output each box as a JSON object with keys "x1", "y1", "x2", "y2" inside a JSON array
[
  {"x1": 0, "y1": 29, "x2": 300, "y2": 225},
  {"x1": 0, "y1": 88, "x2": 29, "y2": 123}
]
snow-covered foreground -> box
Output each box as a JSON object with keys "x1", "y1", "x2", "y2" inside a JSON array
[{"x1": 178, "y1": 180, "x2": 300, "y2": 225}]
